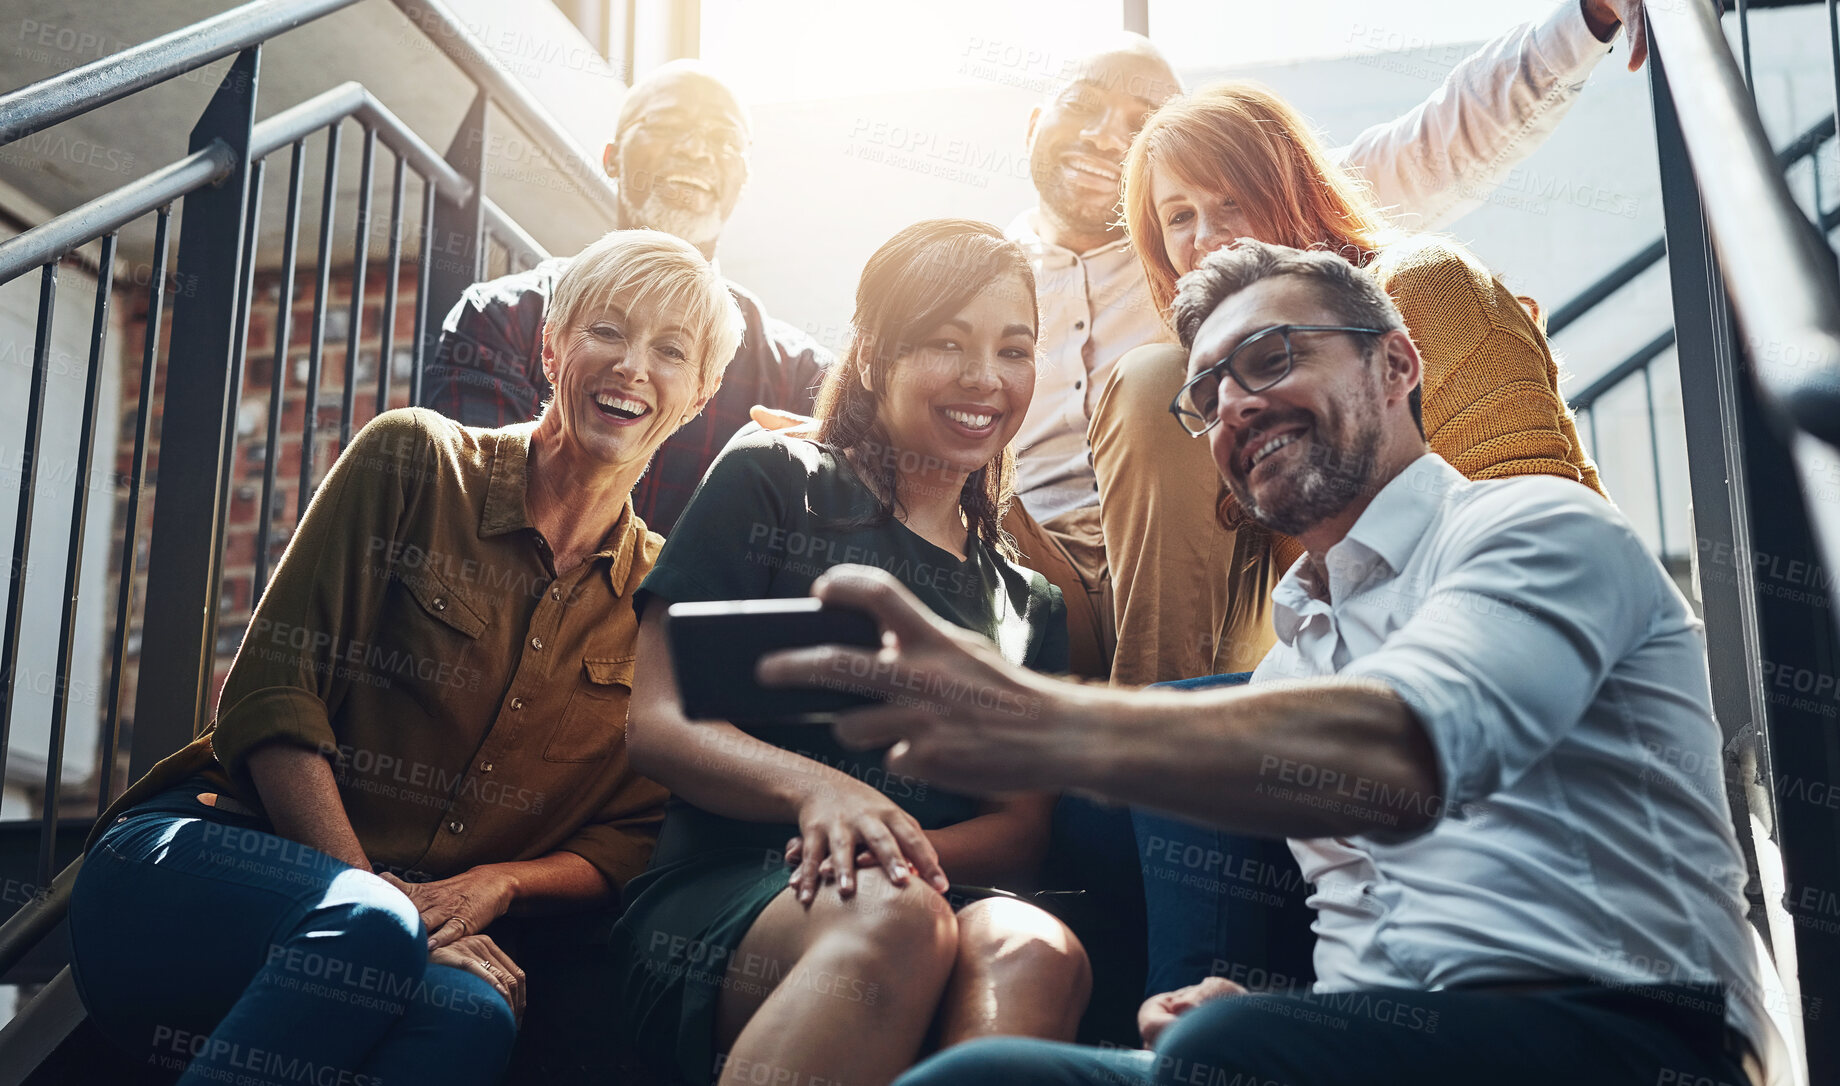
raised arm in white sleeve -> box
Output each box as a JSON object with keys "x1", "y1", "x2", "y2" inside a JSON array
[{"x1": 1333, "y1": 1, "x2": 1616, "y2": 232}]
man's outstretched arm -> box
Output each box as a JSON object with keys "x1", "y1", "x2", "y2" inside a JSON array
[
  {"x1": 1338, "y1": 0, "x2": 1640, "y2": 232},
  {"x1": 758, "y1": 566, "x2": 1442, "y2": 841}
]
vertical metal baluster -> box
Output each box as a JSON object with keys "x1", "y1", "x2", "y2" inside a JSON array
[
  {"x1": 98, "y1": 207, "x2": 171, "y2": 813},
  {"x1": 1828, "y1": 0, "x2": 1840, "y2": 249},
  {"x1": 1736, "y1": 0, "x2": 1751, "y2": 92},
  {"x1": 1642, "y1": 363, "x2": 1669, "y2": 559},
  {"x1": 209, "y1": 155, "x2": 266, "y2": 640},
  {"x1": 376, "y1": 154, "x2": 406, "y2": 415},
  {"x1": 412, "y1": 174, "x2": 435, "y2": 407},
  {"x1": 298, "y1": 123, "x2": 342, "y2": 519},
  {"x1": 44, "y1": 236, "x2": 116, "y2": 886},
  {"x1": 341, "y1": 127, "x2": 375, "y2": 448},
  {"x1": 0, "y1": 264, "x2": 58, "y2": 791},
  {"x1": 257, "y1": 142, "x2": 306, "y2": 593}
]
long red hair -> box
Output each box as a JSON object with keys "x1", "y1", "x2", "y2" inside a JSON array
[{"x1": 1122, "y1": 81, "x2": 1396, "y2": 320}]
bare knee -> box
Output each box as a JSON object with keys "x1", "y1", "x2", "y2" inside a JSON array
[
  {"x1": 810, "y1": 867, "x2": 959, "y2": 975},
  {"x1": 955, "y1": 898, "x2": 1092, "y2": 1005}
]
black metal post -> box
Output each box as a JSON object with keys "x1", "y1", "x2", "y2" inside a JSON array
[
  {"x1": 130, "y1": 47, "x2": 260, "y2": 778},
  {"x1": 417, "y1": 91, "x2": 486, "y2": 403},
  {"x1": 298, "y1": 123, "x2": 341, "y2": 519},
  {"x1": 411, "y1": 176, "x2": 435, "y2": 407},
  {"x1": 0, "y1": 263, "x2": 58, "y2": 791},
  {"x1": 1656, "y1": 48, "x2": 1840, "y2": 1078},
  {"x1": 45, "y1": 235, "x2": 115, "y2": 888},
  {"x1": 208, "y1": 155, "x2": 266, "y2": 641},
  {"x1": 341, "y1": 126, "x2": 375, "y2": 446},
  {"x1": 377, "y1": 154, "x2": 406, "y2": 414},
  {"x1": 98, "y1": 206, "x2": 171, "y2": 814},
  {"x1": 257, "y1": 142, "x2": 306, "y2": 594},
  {"x1": 1654, "y1": 36, "x2": 1775, "y2": 941}
]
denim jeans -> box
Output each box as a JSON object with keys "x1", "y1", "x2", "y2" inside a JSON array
[
  {"x1": 897, "y1": 984, "x2": 1754, "y2": 1086},
  {"x1": 1132, "y1": 672, "x2": 1316, "y2": 997},
  {"x1": 68, "y1": 786, "x2": 515, "y2": 1086}
]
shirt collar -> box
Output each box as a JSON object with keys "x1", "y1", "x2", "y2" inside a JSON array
[
  {"x1": 1270, "y1": 453, "x2": 1461, "y2": 641},
  {"x1": 480, "y1": 423, "x2": 644, "y2": 597},
  {"x1": 481, "y1": 423, "x2": 539, "y2": 538},
  {"x1": 1005, "y1": 208, "x2": 1134, "y2": 261},
  {"x1": 1339, "y1": 453, "x2": 1461, "y2": 576}
]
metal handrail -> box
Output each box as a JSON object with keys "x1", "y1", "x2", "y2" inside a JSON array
[
  {"x1": 1645, "y1": 0, "x2": 1840, "y2": 446},
  {"x1": 0, "y1": 83, "x2": 472, "y2": 283},
  {"x1": 0, "y1": 0, "x2": 620, "y2": 231},
  {"x1": 0, "y1": 0, "x2": 363, "y2": 147},
  {"x1": 0, "y1": 858, "x2": 79, "y2": 980},
  {"x1": 485, "y1": 199, "x2": 552, "y2": 267},
  {"x1": 388, "y1": 0, "x2": 624, "y2": 222},
  {"x1": 0, "y1": 143, "x2": 235, "y2": 279}
]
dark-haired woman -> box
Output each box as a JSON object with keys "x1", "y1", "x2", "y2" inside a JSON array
[{"x1": 612, "y1": 219, "x2": 1088, "y2": 1086}]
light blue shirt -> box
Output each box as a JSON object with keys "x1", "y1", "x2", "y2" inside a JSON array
[{"x1": 1251, "y1": 454, "x2": 1776, "y2": 1068}]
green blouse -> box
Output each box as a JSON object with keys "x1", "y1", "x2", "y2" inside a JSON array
[{"x1": 634, "y1": 430, "x2": 1068, "y2": 863}]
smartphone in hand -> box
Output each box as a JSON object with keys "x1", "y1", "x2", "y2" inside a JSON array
[{"x1": 665, "y1": 598, "x2": 883, "y2": 723}]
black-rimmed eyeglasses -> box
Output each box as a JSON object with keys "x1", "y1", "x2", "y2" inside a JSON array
[{"x1": 1169, "y1": 324, "x2": 1387, "y2": 437}]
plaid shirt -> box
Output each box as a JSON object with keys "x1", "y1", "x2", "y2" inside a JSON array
[{"x1": 420, "y1": 258, "x2": 830, "y2": 534}]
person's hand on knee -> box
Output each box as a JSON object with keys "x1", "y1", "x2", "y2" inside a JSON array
[
  {"x1": 788, "y1": 780, "x2": 950, "y2": 904},
  {"x1": 380, "y1": 868, "x2": 516, "y2": 951},
  {"x1": 431, "y1": 933, "x2": 527, "y2": 1025},
  {"x1": 1137, "y1": 976, "x2": 1247, "y2": 1047},
  {"x1": 784, "y1": 839, "x2": 880, "y2": 886}
]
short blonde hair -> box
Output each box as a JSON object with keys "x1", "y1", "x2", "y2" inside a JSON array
[{"x1": 545, "y1": 229, "x2": 745, "y2": 392}]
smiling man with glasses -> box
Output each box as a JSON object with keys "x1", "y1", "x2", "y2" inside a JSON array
[{"x1": 769, "y1": 240, "x2": 1779, "y2": 1086}]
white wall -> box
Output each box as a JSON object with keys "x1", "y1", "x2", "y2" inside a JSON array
[
  {"x1": 0, "y1": 260, "x2": 124, "y2": 811},
  {"x1": 714, "y1": 6, "x2": 1837, "y2": 564}
]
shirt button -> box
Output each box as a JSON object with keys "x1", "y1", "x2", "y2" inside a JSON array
[
  {"x1": 509, "y1": 697, "x2": 525, "y2": 711},
  {"x1": 1074, "y1": 321, "x2": 1085, "y2": 330},
  {"x1": 530, "y1": 636, "x2": 543, "y2": 651},
  {"x1": 551, "y1": 587, "x2": 561, "y2": 601},
  {"x1": 1074, "y1": 380, "x2": 1082, "y2": 389},
  {"x1": 479, "y1": 761, "x2": 495, "y2": 773},
  {"x1": 447, "y1": 819, "x2": 465, "y2": 834}
]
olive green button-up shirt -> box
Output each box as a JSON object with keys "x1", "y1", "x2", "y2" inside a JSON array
[{"x1": 103, "y1": 408, "x2": 667, "y2": 886}]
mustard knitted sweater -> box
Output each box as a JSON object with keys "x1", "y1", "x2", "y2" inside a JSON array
[{"x1": 1254, "y1": 234, "x2": 1606, "y2": 572}]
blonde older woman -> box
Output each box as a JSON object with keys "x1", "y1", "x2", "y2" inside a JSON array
[{"x1": 67, "y1": 230, "x2": 742, "y2": 1085}]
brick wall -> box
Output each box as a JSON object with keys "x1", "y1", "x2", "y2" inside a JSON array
[{"x1": 105, "y1": 261, "x2": 422, "y2": 795}]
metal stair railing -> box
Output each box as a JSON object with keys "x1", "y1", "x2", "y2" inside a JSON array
[{"x1": 0, "y1": 0, "x2": 615, "y2": 1072}]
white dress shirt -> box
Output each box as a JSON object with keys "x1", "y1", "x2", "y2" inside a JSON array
[
  {"x1": 1007, "y1": 2, "x2": 1614, "y2": 522},
  {"x1": 1251, "y1": 454, "x2": 1779, "y2": 1075}
]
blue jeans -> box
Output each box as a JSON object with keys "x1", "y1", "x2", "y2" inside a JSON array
[
  {"x1": 68, "y1": 787, "x2": 515, "y2": 1086},
  {"x1": 1132, "y1": 672, "x2": 1315, "y2": 997},
  {"x1": 898, "y1": 984, "x2": 1754, "y2": 1086}
]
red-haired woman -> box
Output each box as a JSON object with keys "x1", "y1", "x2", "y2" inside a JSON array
[{"x1": 1095, "y1": 81, "x2": 1604, "y2": 686}]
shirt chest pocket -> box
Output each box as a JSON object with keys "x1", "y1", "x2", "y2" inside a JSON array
[
  {"x1": 402, "y1": 570, "x2": 486, "y2": 638},
  {"x1": 544, "y1": 655, "x2": 635, "y2": 763}
]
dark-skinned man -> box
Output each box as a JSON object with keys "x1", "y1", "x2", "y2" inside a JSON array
[{"x1": 421, "y1": 61, "x2": 828, "y2": 535}]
